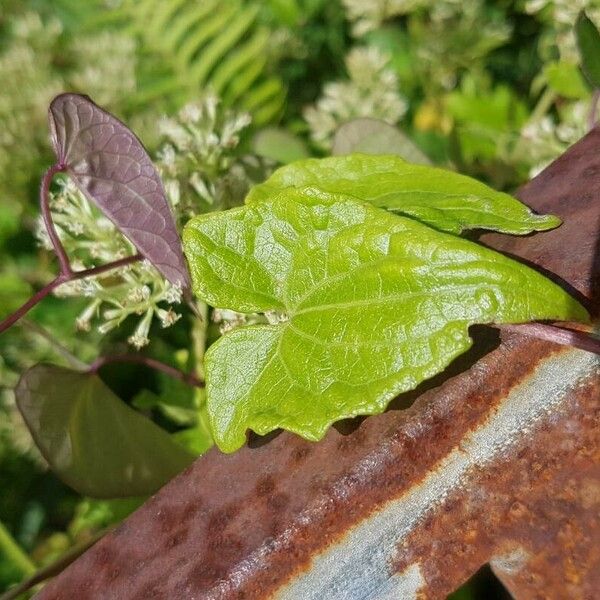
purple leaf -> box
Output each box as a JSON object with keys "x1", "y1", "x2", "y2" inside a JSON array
[{"x1": 48, "y1": 93, "x2": 190, "y2": 288}]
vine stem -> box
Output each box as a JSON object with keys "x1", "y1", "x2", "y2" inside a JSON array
[
  {"x1": 88, "y1": 354, "x2": 204, "y2": 388},
  {"x1": 495, "y1": 322, "x2": 600, "y2": 355},
  {"x1": 41, "y1": 164, "x2": 71, "y2": 275},
  {"x1": 0, "y1": 254, "x2": 142, "y2": 335},
  {"x1": 0, "y1": 164, "x2": 143, "y2": 335}
]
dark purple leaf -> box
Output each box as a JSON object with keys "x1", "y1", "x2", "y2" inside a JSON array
[
  {"x1": 16, "y1": 363, "x2": 195, "y2": 498},
  {"x1": 48, "y1": 93, "x2": 190, "y2": 288}
]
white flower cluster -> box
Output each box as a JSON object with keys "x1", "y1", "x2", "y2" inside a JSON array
[
  {"x1": 342, "y1": 0, "x2": 430, "y2": 37},
  {"x1": 211, "y1": 308, "x2": 288, "y2": 335},
  {"x1": 37, "y1": 180, "x2": 183, "y2": 349},
  {"x1": 526, "y1": 0, "x2": 600, "y2": 59},
  {"x1": 69, "y1": 31, "x2": 137, "y2": 107},
  {"x1": 157, "y1": 95, "x2": 254, "y2": 217},
  {"x1": 0, "y1": 13, "x2": 63, "y2": 202},
  {"x1": 303, "y1": 47, "x2": 408, "y2": 149},
  {"x1": 519, "y1": 101, "x2": 589, "y2": 177},
  {"x1": 416, "y1": 0, "x2": 511, "y2": 91}
]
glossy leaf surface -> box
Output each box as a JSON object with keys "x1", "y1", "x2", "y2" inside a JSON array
[
  {"x1": 183, "y1": 192, "x2": 587, "y2": 452},
  {"x1": 246, "y1": 154, "x2": 560, "y2": 235},
  {"x1": 48, "y1": 93, "x2": 189, "y2": 287},
  {"x1": 16, "y1": 364, "x2": 195, "y2": 498}
]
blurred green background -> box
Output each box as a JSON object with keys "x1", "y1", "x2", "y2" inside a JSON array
[{"x1": 1, "y1": 0, "x2": 595, "y2": 596}]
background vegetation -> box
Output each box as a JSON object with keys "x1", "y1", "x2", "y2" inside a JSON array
[{"x1": 1, "y1": 0, "x2": 596, "y2": 596}]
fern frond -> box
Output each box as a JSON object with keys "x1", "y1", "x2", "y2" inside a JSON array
[{"x1": 116, "y1": 0, "x2": 286, "y2": 125}]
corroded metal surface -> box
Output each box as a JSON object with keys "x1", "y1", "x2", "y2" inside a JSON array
[{"x1": 36, "y1": 130, "x2": 600, "y2": 599}]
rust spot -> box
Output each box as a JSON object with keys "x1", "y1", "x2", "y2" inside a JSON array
[
  {"x1": 165, "y1": 526, "x2": 189, "y2": 549},
  {"x1": 255, "y1": 475, "x2": 275, "y2": 496},
  {"x1": 267, "y1": 492, "x2": 290, "y2": 512},
  {"x1": 207, "y1": 505, "x2": 239, "y2": 534},
  {"x1": 289, "y1": 444, "x2": 312, "y2": 464}
]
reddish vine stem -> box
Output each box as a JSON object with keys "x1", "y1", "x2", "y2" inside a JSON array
[
  {"x1": 496, "y1": 322, "x2": 600, "y2": 355},
  {"x1": 0, "y1": 255, "x2": 143, "y2": 335},
  {"x1": 88, "y1": 354, "x2": 204, "y2": 388},
  {"x1": 0, "y1": 161, "x2": 144, "y2": 335},
  {"x1": 41, "y1": 164, "x2": 71, "y2": 275}
]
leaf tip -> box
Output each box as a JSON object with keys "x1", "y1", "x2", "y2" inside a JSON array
[{"x1": 534, "y1": 213, "x2": 562, "y2": 231}]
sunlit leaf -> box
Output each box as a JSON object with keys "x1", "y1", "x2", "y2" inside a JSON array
[
  {"x1": 16, "y1": 364, "x2": 195, "y2": 498},
  {"x1": 183, "y1": 191, "x2": 588, "y2": 452},
  {"x1": 246, "y1": 154, "x2": 560, "y2": 235},
  {"x1": 333, "y1": 118, "x2": 431, "y2": 164},
  {"x1": 48, "y1": 93, "x2": 189, "y2": 288}
]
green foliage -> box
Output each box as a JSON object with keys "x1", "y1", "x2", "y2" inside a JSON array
[
  {"x1": 576, "y1": 10, "x2": 600, "y2": 88},
  {"x1": 68, "y1": 497, "x2": 144, "y2": 539},
  {"x1": 544, "y1": 60, "x2": 589, "y2": 98},
  {"x1": 15, "y1": 364, "x2": 195, "y2": 498},
  {"x1": 247, "y1": 155, "x2": 560, "y2": 235},
  {"x1": 0, "y1": 274, "x2": 31, "y2": 320},
  {"x1": 183, "y1": 189, "x2": 586, "y2": 452},
  {"x1": 445, "y1": 75, "x2": 529, "y2": 167},
  {"x1": 115, "y1": 0, "x2": 287, "y2": 124}
]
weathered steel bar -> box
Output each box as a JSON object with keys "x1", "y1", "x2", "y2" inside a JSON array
[{"x1": 35, "y1": 129, "x2": 600, "y2": 599}]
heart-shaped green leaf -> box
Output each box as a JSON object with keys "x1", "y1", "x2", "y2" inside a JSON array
[
  {"x1": 246, "y1": 154, "x2": 560, "y2": 235},
  {"x1": 15, "y1": 364, "x2": 195, "y2": 498},
  {"x1": 183, "y1": 191, "x2": 588, "y2": 452}
]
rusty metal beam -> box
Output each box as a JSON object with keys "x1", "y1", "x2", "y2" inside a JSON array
[{"x1": 35, "y1": 129, "x2": 600, "y2": 599}]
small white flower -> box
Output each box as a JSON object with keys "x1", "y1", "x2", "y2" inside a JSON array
[
  {"x1": 164, "y1": 282, "x2": 183, "y2": 304},
  {"x1": 157, "y1": 307, "x2": 181, "y2": 328},
  {"x1": 304, "y1": 46, "x2": 407, "y2": 149},
  {"x1": 264, "y1": 310, "x2": 289, "y2": 325},
  {"x1": 127, "y1": 309, "x2": 153, "y2": 349},
  {"x1": 76, "y1": 299, "x2": 101, "y2": 332},
  {"x1": 126, "y1": 285, "x2": 151, "y2": 305}
]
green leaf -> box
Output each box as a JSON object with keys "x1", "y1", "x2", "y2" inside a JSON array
[
  {"x1": 576, "y1": 11, "x2": 600, "y2": 89},
  {"x1": 252, "y1": 127, "x2": 310, "y2": 164},
  {"x1": 544, "y1": 61, "x2": 589, "y2": 99},
  {"x1": 246, "y1": 154, "x2": 560, "y2": 235},
  {"x1": 183, "y1": 191, "x2": 588, "y2": 452},
  {"x1": 69, "y1": 497, "x2": 145, "y2": 538},
  {"x1": 332, "y1": 118, "x2": 431, "y2": 165},
  {"x1": 15, "y1": 364, "x2": 195, "y2": 498}
]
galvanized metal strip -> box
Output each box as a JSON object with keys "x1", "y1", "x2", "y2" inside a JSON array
[{"x1": 274, "y1": 349, "x2": 599, "y2": 599}]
